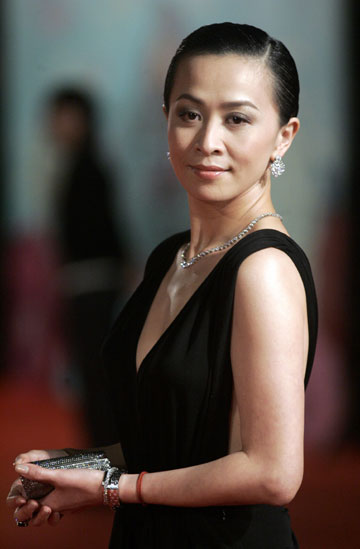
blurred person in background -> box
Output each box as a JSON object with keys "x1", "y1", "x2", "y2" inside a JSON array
[
  {"x1": 6, "y1": 87, "x2": 128, "y2": 447},
  {"x1": 7, "y1": 23, "x2": 317, "y2": 548},
  {"x1": 47, "y1": 87, "x2": 128, "y2": 445}
]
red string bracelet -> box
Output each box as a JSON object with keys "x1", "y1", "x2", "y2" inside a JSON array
[{"x1": 136, "y1": 471, "x2": 148, "y2": 506}]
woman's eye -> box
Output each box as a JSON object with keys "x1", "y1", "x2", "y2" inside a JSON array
[
  {"x1": 179, "y1": 111, "x2": 200, "y2": 122},
  {"x1": 227, "y1": 114, "x2": 249, "y2": 125}
]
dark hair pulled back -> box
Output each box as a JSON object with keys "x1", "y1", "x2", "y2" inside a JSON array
[{"x1": 163, "y1": 22, "x2": 299, "y2": 126}]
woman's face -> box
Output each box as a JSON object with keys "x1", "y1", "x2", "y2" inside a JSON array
[{"x1": 166, "y1": 54, "x2": 295, "y2": 204}]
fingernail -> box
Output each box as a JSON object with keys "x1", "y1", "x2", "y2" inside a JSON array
[
  {"x1": 52, "y1": 512, "x2": 61, "y2": 523},
  {"x1": 15, "y1": 464, "x2": 29, "y2": 473},
  {"x1": 13, "y1": 458, "x2": 21, "y2": 465}
]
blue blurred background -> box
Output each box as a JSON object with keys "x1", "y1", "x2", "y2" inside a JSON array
[{"x1": 1, "y1": 1, "x2": 359, "y2": 547}]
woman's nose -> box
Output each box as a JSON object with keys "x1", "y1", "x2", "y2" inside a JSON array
[{"x1": 195, "y1": 120, "x2": 224, "y2": 155}]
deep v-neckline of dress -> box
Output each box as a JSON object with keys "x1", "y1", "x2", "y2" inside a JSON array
[
  {"x1": 135, "y1": 228, "x2": 293, "y2": 379},
  {"x1": 136, "y1": 233, "x2": 229, "y2": 378}
]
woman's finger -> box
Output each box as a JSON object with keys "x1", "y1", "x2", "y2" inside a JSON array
[
  {"x1": 14, "y1": 500, "x2": 39, "y2": 523},
  {"x1": 9, "y1": 495, "x2": 27, "y2": 508},
  {"x1": 29, "y1": 505, "x2": 52, "y2": 527},
  {"x1": 6, "y1": 479, "x2": 26, "y2": 509},
  {"x1": 48, "y1": 511, "x2": 63, "y2": 527},
  {"x1": 14, "y1": 450, "x2": 48, "y2": 464},
  {"x1": 14, "y1": 463, "x2": 57, "y2": 488}
]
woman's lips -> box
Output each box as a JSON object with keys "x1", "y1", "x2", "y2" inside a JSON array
[{"x1": 189, "y1": 165, "x2": 229, "y2": 180}]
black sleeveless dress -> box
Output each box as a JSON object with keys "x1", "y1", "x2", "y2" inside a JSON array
[{"x1": 102, "y1": 229, "x2": 318, "y2": 548}]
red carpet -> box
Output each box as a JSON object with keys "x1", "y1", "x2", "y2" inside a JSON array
[
  {"x1": 1, "y1": 374, "x2": 359, "y2": 548},
  {"x1": 0, "y1": 375, "x2": 112, "y2": 549},
  {"x1": 289, "y1": 447, "x2": 360, "y2": 548}
]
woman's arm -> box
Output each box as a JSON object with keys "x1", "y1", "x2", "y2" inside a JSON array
[{"x1": 120, "y1": 247, "x2": 308, "y2": 507}]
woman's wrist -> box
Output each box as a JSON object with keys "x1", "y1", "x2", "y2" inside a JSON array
[
  {"x1": 101, "y1": 470, "x2": 150, "y2": 506},
  {"x1": 118, "y1": 473, "x2": 141, "y2": 504},
  {"x1": 136, "y1": 471, "x2": 148, "y2": 505}
]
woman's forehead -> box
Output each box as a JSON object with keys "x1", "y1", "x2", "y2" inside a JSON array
[{"x1": 171, "y1": 54, "x2": 274, "y2": 106}]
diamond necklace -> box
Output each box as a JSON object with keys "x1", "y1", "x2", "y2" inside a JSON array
[{"x1": 180, "y1": 212, "x2": 283, "y2": 269}]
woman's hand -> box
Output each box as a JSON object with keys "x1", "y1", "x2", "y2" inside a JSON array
[
  {"x1": 11, "y1": 463, "x2": 104, "y2": 526},
  {"x1": 7, "y1": 476, "x2": 63, "y2": 527},
  {"x1": 7, "y1": 449, "x2": 69, "y2": 526}
]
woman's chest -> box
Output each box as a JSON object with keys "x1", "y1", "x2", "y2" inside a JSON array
[{"x1": 136, "y1": 254, "x2": 227, "y2": 371}]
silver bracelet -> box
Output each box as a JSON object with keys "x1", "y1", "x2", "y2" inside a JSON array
[{"x1": 102, "y1": 467, "x2": 127, "y2": 510}]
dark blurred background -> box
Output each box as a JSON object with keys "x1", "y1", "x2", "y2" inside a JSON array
[{"x1": 1, "y1": 1, "x2": 359, "y2": 547}]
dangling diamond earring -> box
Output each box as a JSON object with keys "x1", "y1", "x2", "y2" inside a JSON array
[
  {"x1": 166, "y1": 152, "x2": 171, "y2": 160},
  {"x1": 270, "y1": 155, "x2": 285, "y2": 177}
]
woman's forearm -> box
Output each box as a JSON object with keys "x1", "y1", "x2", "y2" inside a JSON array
[{"x1": 120, "y1": 450, "x2": 303, "y2": 508}]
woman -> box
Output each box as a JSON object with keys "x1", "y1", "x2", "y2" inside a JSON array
[{"x1": 7, "y1": 23, "x2": 317, "y2": 548}]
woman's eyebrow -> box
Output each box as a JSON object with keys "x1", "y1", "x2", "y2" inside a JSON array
[
  {"x1": 221, "y1": 100, "x2": 259, "y2": 111},
  {"x1": 176, "y1": 93, "x2": 203, "y2": 104},
  {"x1": 175, "y1": 93, "x2": 258, "y2": 111}
]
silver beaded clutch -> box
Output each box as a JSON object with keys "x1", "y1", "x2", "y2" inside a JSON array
[{"x1": 20, "y1": 451, "x2": 111, "y2": 500}]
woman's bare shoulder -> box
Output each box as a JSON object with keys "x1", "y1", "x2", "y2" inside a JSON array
[{"x1": 235, "y1": 245, "x2": 306, "y2": 304}]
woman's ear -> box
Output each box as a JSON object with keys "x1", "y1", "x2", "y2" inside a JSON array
[
  {"x1": 162, "y1": 104, "x2": 169, "y2": 120},
  {"x1": 273, "y1": 117, "x2": 300, "y2": 159}
]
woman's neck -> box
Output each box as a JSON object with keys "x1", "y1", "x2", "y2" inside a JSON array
[{"x1": 186, "y1": 184, "x2": 277, "y2": 257}]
